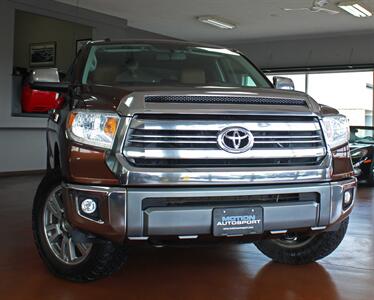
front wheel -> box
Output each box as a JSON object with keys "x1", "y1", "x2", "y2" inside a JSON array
[
  {"x1": 32, "y1": 171, "x2": 127, "y2": 282},
  {"x1": 254, "y1": 218, "x2": 349, "y2": 265}
]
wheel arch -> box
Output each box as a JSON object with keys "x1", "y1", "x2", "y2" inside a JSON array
[{"x1": 51, "y1": 143, "x2": 61, "y2": 171}]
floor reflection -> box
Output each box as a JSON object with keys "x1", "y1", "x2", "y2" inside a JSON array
[{"x1": 248, "y1": 262, "x2": 339, "y2": 300}]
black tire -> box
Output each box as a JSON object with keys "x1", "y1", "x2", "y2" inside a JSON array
[
  {"x1": 32, "y1": 171, "x2": 127, "y2": 282},
  {"x1": 254, "y1": 218, "x2": 349, "y2": 265}
]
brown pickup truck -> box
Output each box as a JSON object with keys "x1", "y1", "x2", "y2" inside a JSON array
[{"x1": 31, "y1": 39, "x2": 356, "y2": 282}]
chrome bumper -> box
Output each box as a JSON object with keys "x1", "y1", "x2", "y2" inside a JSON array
[
  {"x1": 63, "y1": 178, "x2": 356, "y2": 242},
  {"x1": 114, "y1": 153, "x2": 333, "y2": 186}
]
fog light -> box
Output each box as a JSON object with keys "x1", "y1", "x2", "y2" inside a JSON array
[
  {"x1": 81, "y1": 199, "x2": 97, "y2": 214},
  {"x1": 343, "y1": 190, "x2": 353, "y2": 209}
]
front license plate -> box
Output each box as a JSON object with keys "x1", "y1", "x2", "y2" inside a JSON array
[{"x1": 213, "y1": 207, "x2": 263, "y2": 237}]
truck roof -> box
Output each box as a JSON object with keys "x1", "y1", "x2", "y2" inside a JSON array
[{"x1": 87, "y1": 38, "x2": 230, "y2": 50}]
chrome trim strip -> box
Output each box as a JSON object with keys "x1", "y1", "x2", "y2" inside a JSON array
[
  {"x1": 255, "y1": 135, "x2": 321, "y2": 139},
  {"x1": 124, "y1": 147, "x2": 326, "y2": 159},
  {"x1": 178, "y1": 235, "x2": 199, "y2": 239},
  {"x1": 130, "y1": 119, "x2": 320, "y2": 132},
  {"x1": 128, "y1": 139, "x2": 217, "y2": 144},
  {"x1": 131, "y1": 134, "x2": 321, "y2": 140},
  {"x1": 131, "y1": 134, "x2": 217, "y2": 139},
  {"x1": 311, "y1": 226, "x2": 327, "y2": 231},
  {"x1": 129, "y1": 139, "x2": 322, "y2": 144},
  {"x1": 62, "y1": 183, "x2": 125, "y2": 193},
  {"x1": 125, "y1": 169, "x2": 328, "y2": 185},
  {"x1": 116, "y1": 152, "x2": 331, "y2": 186},
  {"x1": 255, "y1": 139, "x2": 322, "y2": 144},
  {"x1": 270, "y1": 230, "x2": 288, "y2": 234}
]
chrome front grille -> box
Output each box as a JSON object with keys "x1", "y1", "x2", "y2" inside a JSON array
[{"x1": 123, "y1": 115, "x2": 327, "y2": 168}]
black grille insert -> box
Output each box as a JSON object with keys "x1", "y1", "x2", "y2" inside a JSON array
[
  {"x1": 129, "y1": 157, "x2": 323, "y2": 168},
  {"x1": 145, "y1": 95, "x2": 307, "y2": 106},
  {"x1": 142, "y1": 192, "x2": 319, "y2": 210}
]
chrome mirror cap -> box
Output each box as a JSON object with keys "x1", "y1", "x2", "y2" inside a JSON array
[
  {"x1": 273, "y1": 76, "x2": 295, "y2": 91},
  {"x1": 30, "y1": 68, "x2": 60, "y2": 84}
]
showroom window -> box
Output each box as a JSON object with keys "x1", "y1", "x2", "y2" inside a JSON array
[
  {"x1": 12, "y1": 10, "x2": 93, "y2": 117},
  {"x1": 267, "y1": 71, "x2": 374, "y2": 126}
]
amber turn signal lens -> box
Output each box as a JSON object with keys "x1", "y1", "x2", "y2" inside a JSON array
[
  {"x1": 67, "y1": 112, "x2": 77, "y2": 129},
  {"x1": 104, "y1": 117, "x2": 118, "y2": 137}
]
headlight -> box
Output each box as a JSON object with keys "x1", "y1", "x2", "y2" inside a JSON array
[
  {"x1": 321, "y1": 115, "x2": 349, "y2": 150},
  {"x1": 66, "y1": 110, "x2": 120, "y2": 149}
]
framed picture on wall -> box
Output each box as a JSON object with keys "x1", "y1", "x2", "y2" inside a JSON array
[
  {"x1": 29, "y1": 42, "x2": 56, "y2": 67},
  {"x1": 76, "y1": 39, "x2": 92, "y2": 55}
]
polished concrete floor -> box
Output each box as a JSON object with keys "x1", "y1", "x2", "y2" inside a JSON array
[{"x1": 0, "y1": 174, "x2": 373, "y2": 300}]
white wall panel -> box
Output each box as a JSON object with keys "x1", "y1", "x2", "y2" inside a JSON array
[{"x1": 0, "y1": 0, "x2": 171, "y2": 172}]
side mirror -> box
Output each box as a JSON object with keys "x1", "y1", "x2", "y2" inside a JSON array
[
  {"x1": 273, "y1": 76, "x2": 295, "y2": 91},
  {"x1": 29, "y1": 68, "x2": 69, "y2": 92},
  {"x1": 22, "y1": 68, "x2": 66, "y2": 113}
]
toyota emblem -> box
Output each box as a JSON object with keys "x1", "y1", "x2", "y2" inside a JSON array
[{"x1": 217, "y1": 127, "x2": 254, "y2": 153}]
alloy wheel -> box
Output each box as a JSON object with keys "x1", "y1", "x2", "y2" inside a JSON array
[{"x1": 42, "y1": 186, "x2": 92, "y2": 265}]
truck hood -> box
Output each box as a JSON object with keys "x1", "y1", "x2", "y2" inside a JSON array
[{"x1": 78, "y1": 85, "x2": 323, "y2": 116}]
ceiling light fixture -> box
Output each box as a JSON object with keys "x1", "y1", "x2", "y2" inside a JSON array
[
  {"x1": 338, "y1": 1, "x2": 372, "y2": 17},
  {"x1": 197, "y1": 16, "x2": 236, "y2": 29}
]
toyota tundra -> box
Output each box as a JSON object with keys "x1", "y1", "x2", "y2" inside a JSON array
[{"x1": 31, "y1": 39, "x2": 356, "y2": 282}]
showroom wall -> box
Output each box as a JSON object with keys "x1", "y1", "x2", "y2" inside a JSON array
[
  {"x1": 14, "y1": 10, "x2": 93, "y2": 73},
  {"x1": 0, "y1": 0, "x2": 171, "y2": 173}
]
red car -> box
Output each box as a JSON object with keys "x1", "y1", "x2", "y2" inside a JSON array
[{"x1": 21, "y1": 83, "x2": 63, "y2": 113}]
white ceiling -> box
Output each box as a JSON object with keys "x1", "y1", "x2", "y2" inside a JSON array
[{"x1": 57, "y1": 0, "x2": 374, "y2": 43}]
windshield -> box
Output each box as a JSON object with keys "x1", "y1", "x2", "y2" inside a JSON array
[
  {"x1": 82, "y1": 43, "x2": 271, "y2": 88},
  {"x1": 350, "y1": 127, "x2": 374, "y2": 144}
]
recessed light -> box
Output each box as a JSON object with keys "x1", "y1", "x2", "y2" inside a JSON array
[
  {"x1": 197, "y1": 16, "x2": 236, "y2": 29},
  {"x1": 338, "y1": 1, "x2": 372, "y2": 17}
]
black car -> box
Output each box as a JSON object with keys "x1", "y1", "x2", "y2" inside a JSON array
[{"x1": 350, "y1": 126, "x2": 374, "y2": 185}]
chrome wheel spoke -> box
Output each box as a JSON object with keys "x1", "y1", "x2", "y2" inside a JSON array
[
  {"x1": 76, "y1": 243, "x2": 90, "y2": 256},
  {"x1": 47, "y1": 194, "x2": 63, "y2": 219},
  {"x1": 45, "y1": 224, "x2": 62, "y2": 243},
  {"x1": 61, "y1": 236, "x2": 69, "y2": 261},
  {"x1": 67, "y1": 238, "x2": 78, "y2": 262}
]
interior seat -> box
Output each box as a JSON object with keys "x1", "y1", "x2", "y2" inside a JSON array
[
  {"x1": 89, "y1": 65, "x2": 120, "y2": 84},
  {"x1": 180, "y1": 68, "x2": 206, "y2": 85}
]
